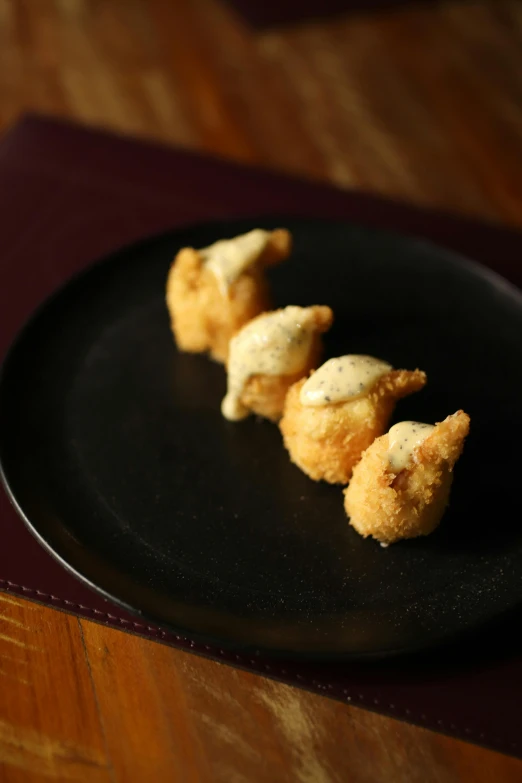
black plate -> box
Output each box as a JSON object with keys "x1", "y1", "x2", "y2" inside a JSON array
[{"x1": 1, "y1": 217, "x2": 522, "y2": 659}]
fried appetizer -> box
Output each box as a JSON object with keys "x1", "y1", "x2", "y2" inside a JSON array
[
  {"x1": 166, "y1": 228, "x2": 292, "y2": 363},
  {"x1": 344, "y1": 410, "x2": 470, "y2": 545},
  {"x1": 222, "y1": 305, "x2": 334, "y2": 422},
  {"x1": 280, "y1": 356, "x2": 426, "y2": 484}
]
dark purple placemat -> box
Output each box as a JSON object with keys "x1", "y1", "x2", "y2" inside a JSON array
[
  {"x1": 224, "y1": 0, "x2": 454, "y2": 29},
  {"x1": 1, "y1": 114, "x2": 521, "y2": 760}
]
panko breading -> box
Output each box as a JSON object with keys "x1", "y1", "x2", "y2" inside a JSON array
[
  {"x1": 166, "y1": 228, "x2": 292, "y2": 363},
  {"x1": 280, "y1": 366, "x2": 426, "y2": 484},
  {"x1": 222, "y1": 305, "x2": 333, "y2": 422},
  {"x1": 344, "y1": 410, "x2": 470, "y2": 545}
]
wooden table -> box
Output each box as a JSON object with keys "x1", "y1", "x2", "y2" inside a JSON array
[{"x1": 1, "y1": 0, "x2": 522, "y2": 780}]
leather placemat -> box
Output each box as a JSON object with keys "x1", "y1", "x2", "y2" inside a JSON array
[
  {"x1": 224, "y1": 0, "x2": 445, "y2": 29},
  {"x1": 1, "y1": 114, "x2": 521, "y2": 760}
]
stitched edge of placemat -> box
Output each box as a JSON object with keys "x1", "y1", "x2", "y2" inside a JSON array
[{"x1": 1, "y1": 579, "x2": 517, "y2": 758}]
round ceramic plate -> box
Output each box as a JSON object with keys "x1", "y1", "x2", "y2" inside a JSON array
[{"x1": 1, "y1": 217, "x2": 521, "y2": 658}]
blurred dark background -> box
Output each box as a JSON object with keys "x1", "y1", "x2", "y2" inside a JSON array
[{"x1": 1, "y1": 0, "x2": 521, "y2": 226}]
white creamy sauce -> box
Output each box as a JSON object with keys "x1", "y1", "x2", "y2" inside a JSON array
[
  {"x1": 299, "y1": 355, "x2": 392, "y2": 406},
  {"x1": 387, "y1": 421, "x2": 435, "y2": 471},
  {"x1": 201, "y1": 229, "x2": 270, "y2": 295},
  {"x1": 222, "y1": 306, "x2": 316, "y2": 421}
]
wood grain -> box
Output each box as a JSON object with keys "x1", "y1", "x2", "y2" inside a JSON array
[
  {"x1": 0, "y1": 596, "x2": 110, "y2": 782},
  {"x1": 2, "y1": 0, "x2": 522, "y2": 780}
]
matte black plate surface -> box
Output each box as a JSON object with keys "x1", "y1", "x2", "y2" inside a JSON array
[{"x1": 1, "y1": 217, "x2": 522, "y2": 658}]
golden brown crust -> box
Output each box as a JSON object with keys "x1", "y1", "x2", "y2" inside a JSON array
[
  {"x1": 165, "y1": 229, "x2": 291, "y2": 363},
  {"x1": 280, "y1": 368, "x2": 427, "y2": 484},
  {"x1": 235, "y1": 305, "x2": 334, "y2": 422},
  {"x1": 344, "y1": 410, "x2": 470, "y2": 545},
  {"x1": 258, "y1": 228, "x2": 292, "y2": 267},
  {"x1": 241, "y1": 336, "x2": 323, "y2": 422}
]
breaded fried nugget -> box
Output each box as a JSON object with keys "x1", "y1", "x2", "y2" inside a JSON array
[
  {"x1": 222, "y1": 305, "x2": 333, "y2": 422},
  {"x1": 344, "y1": 410, "x2": 470, "y2": 545},
  {"x1": 280, "y1": 356, "x2": 426, "y2": 484},
  {"x1": 166, "y1": 228, "x2": 292, "y2": 363}
]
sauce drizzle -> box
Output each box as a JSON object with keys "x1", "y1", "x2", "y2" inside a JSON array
[
  {"x1": 387, "y1": 421, "x2": 435, "y2": 471},
  {"x1": 201, "y1": 229, "x2": 270, "y2": 295},
  {"x1": 222, "y1": 306, "x2": 317, "y2": 421},
  {"x1": 300, "y1": 355, "x2": 392, "y2": 406}
]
